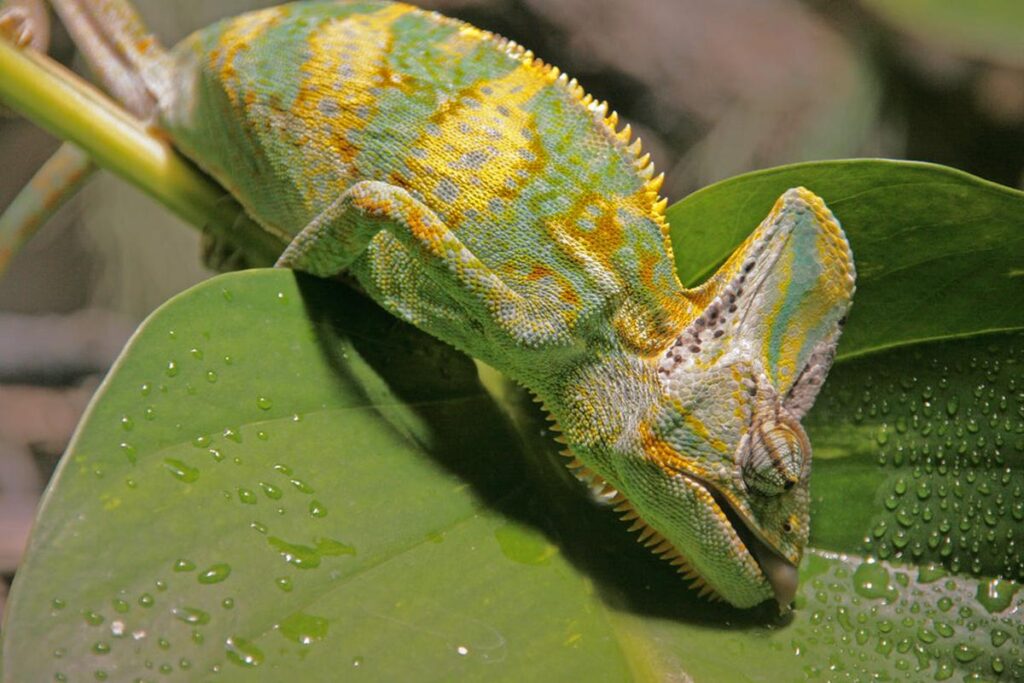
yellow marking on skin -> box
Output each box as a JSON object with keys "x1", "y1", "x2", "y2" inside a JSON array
[
  {"x1": 639, "y1": 411, "x2": 723, "y2": 483},
  {"x1": 211, "y1": 6, "x2": 289, "y2": 106},
  {"x1": 764, "y1": 246, "x2": 797, "y2": 381},
  {"x1": 288, "y1": 4, "x2": 413, "y2": 208},
  {"x1": 405, "y1": 62, "x2": 548, "y2": 228}
]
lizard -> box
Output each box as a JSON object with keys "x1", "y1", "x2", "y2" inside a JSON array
[{"x1": 0, "y1": 0, "x2": 856, "y2": 610}]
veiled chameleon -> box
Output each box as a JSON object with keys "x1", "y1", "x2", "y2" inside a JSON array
[{"x1": 1, "y1": 0, "x2": 855, "y2": 609}]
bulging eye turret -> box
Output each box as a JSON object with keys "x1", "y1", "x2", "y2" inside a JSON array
[{"x1": 742, "y1": 418, "x2": 808, "y2": 497}]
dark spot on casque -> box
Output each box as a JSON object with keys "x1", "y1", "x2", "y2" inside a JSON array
[
  {"x1": 838, "y1": 316, "x2": 847, "y2": 326},
  {"x1": 744, "y1": 260, "x2": 755, "y2": 272},
  {"x1": 689, "y1": 345, "x2": 700, "y2": 353},
  {"x1": 714, "y1": 329, "x2": 724, "y2": 338},
  {"x1": 728, "y1": 304, "x2": 737, "y2": 313}
]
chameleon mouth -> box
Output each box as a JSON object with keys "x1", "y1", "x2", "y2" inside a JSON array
[
  {"x1": 700, "y1": 477, "x2": 798, "y2": 610},
  {"x1": 561, "y1": 447, "x2": 796, "y2": 608}
]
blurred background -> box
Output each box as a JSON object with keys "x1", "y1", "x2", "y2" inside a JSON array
[{"x1": 1, "y1": 0, "x2": 1023, "y2": 616}]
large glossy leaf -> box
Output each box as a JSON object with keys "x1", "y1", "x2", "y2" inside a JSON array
[{"x1": 4, "y1": 160, "x2": 1024, "y2": 681}]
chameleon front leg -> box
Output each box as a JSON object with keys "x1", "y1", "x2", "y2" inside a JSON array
[{"x1": 277, "y1": 181, "x2": 572, "y2": 349}]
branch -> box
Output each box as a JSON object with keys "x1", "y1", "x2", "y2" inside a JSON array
[{"x1": 0, "y1": 38, "x2": 283, "y2": 266}]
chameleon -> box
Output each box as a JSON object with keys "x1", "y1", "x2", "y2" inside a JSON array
[{"x1": 1, "y1": 0, "x2": 855, "y2": 609}]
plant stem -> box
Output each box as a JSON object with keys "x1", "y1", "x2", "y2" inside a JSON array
[{"x1": 0, "y1": 38, "x2": 282, "y2": 266}]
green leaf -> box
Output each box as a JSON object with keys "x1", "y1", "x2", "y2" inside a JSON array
[
  {"x1": 4, "y1": 160, "x2": 1024, "y2": 681},
  {"x1": 666, "y1": 159, "x2": 1024, "y2": 359},
  {"x1": 0, "y1": 271, "x2": 636, "y2": 680}
]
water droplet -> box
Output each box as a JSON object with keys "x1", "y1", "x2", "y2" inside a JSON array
[
  {"x1": 172, "y1": 607, "x2": 210, "y2": 626},
  {"x1": 120, "y1": 415, "x2": 134, "y2": 432},
  {"x1": 250, "y1": 521, "x2": 268, "y2": 534},
  {"x1": 257, "y1": 430, "x2": 269, "y2": 441},
  {"x1": 976, "y1": 577, "x2": 1020, "y2": 613},
  {"x1": 274, "y1": 577, "x2": 293, "y2": 592},
  {"x1": 277, "y1": 612, "x2": 329, "y2": 646},
  {"x1": 256, "y1": 396, "x2": 273, "y2": 411},
  {"x1": 266, "y1": 536, "x2": 355, "y2": 569},
  {"x1": 112, "y1": 598, "x2": 129, "y2": 614},
  {"x1": 237, "y1": 488, "x2": 257, "y2": 504},
  {"x1": 52, "y1": 598, "x2": 67, "y2": 610},
  {"x1": 289, "y1": 479, "x2": 314, "y2": 494},
  {"x1": 173, "y1": 559, "x2": 196, "y2": 573},
  {"x1": 945, "y1": 396, "x2": 959, "y2": 416},
  {"x1": 954, "y1": 644, "x2": 980, "y2": 663},
  {"x1": 258, "y1": 482, "x2": 283, "y2": 500},
  {"x1": 143, "y1": 407, "x2": 156, "y2": 421},
  {"x1": 163, "y1": 459, "x2": 199, "y2": 483},
  {"x1": 852, "y1": 561, "x2": 895, "y2": 602},
  {"x1": 140, "y1": 383, "x2": 152, "y2": 396},
  {"x1": 222, "y1": 597, "x2": 235, "y2": 609},
  {"x1": 209, "y1": 448, "x2": 224, "y2": 463},
  {"x1": 197, "y1": 563, "x2": 231, "y2": 584},
  {"x1": 165, "y1": 361, "x2": 179, "y2": 378},
  {"x1": 138, "y1": 594, "x2": 154, "y2": 608},
  {"x1": 917, "y1": 564, "x2": 946, "y2": 583},
  {"x1": 225, "y1": 637, "x2": 263, "y2": 668},
  {"x1": 119, "y1": 443, "x2": 137, "y2": 464},
  {"x1": 83, "y1": 610, "x2": 104, "y2": 626},
  {"x1": 309, "y1": 500, "x2": 327, "y2": 518},
  {"x1": 206, "y1": 370, "x2": 218, "y2": 383},
  {"x1": 223, "y1": 428, "x2": 242, "y2": 444},
  {"x1": 494, "y1": 524, "x2": 558, "y2": 565},
  {"x1": 272, "y1": 464, "x2": 293, "y2": 476}
]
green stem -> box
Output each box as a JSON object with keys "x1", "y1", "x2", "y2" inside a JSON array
[{"x1": 0, "y1": 38, "x2": 283, "y2": 266}]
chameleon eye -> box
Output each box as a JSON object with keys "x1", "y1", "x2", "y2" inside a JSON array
[{"x1": 742, "y1": 419, "x2": 806, "y2": 497}]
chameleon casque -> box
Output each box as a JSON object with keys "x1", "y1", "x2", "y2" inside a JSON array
[{"x1": 2, "y1": 0, "x2": 855, "y2": 609}]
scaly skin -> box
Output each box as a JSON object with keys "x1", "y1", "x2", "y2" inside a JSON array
[{"x1": 34, "y1": 0, "x2": 856, "y2": 609}]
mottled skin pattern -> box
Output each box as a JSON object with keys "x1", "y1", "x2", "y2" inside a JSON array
[{"x1": 14, "y1": 0, "x2": 856, "y2": 608}]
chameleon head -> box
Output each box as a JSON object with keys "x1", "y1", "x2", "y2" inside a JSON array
[{"x1": 612, "y1": 188, "x2": 855, "y2": 609}]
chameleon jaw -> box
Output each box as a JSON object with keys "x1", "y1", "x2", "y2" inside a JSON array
[{"x1": 562, "y1": 449, "x2": 795, "y2": 609}]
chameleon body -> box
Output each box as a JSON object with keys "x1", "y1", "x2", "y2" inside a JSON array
[{"x1": 7, "y1": 0, "x2": 856, "y2": 609}]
